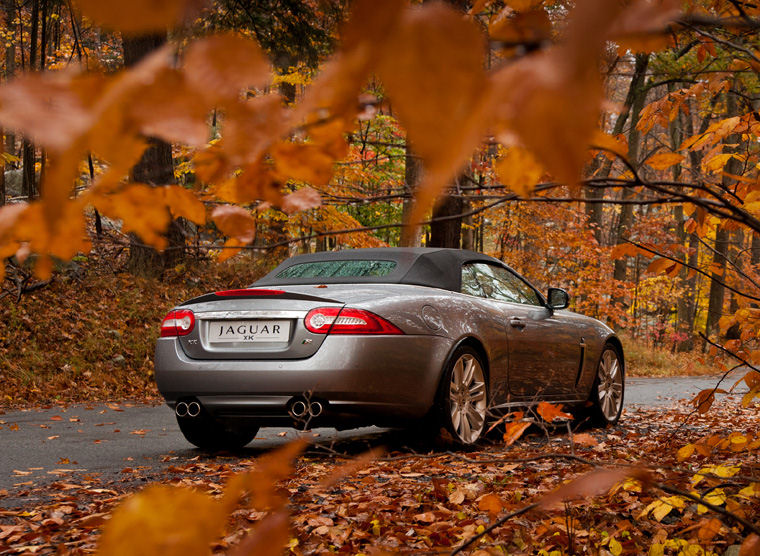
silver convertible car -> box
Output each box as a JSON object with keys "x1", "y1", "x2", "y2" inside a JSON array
[{"x1": 155, "y1": 248, "x2": 624, "y2": 449}]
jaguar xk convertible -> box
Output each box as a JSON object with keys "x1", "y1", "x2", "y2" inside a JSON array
[{"x1": 155, "y1": 248, "x2": 624, "y2": 449}]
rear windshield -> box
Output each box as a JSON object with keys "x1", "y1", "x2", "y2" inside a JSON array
[{"x1": 276, "y1": 260, "x2": 397, "y2": 279}]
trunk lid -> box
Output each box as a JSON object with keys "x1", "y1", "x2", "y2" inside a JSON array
[{"x1": 177, "y1": 288, "x2": 344, "y2": 360}]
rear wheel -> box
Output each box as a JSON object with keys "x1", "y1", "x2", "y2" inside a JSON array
[
  {"x1": 436, "y1": 346, "x2": 488, "y2": 446},
  {"x1": 177, "y1": 415, "x2": 258, "y2": 451},
  {"x1": 589, "y1": 344, "x2": 624, "y2": 425}
]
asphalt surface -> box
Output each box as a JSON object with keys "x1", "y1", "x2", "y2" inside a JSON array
[{"x1": 0, "y1": 374, "x2": 748, "y2": 505}]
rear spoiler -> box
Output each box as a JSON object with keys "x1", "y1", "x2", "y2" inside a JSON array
[{"x1": 180, "y1": 288, "x2": 341, "y2": 306}]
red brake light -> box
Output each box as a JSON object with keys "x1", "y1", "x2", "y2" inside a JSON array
[
  {"x1": 304, "y1": 307, "x2": 403, "y2": 335},
  {"x1": 215, "y1": 289, "x2": 285, "y2": 296},
  {"x1": 160, "y1": 309, "x2": 195, "y2": 337}
]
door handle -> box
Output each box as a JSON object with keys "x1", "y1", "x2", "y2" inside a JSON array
[{"x1": 509, "y1": 317, "x2": 526, "y2": 329}]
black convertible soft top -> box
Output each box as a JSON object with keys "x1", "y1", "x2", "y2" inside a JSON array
[{"x1": 254, "y1": 248, "x2": 506, "y2": 292}]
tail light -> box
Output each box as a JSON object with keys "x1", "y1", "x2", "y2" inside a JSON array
[
  {"x1": 160, "y1": 309, "x2": 196, "y2": 337},
  {"x1": 304, "y1": 307, "x2": 403, "y2": 335}
]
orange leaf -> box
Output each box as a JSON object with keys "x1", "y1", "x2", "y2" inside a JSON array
[
  {"x1": 227, "y1": 511, "x2": 290, "y2": 556},
  {"x1": 217, "y1": 238, "x2": 244, "y2": 263},
  {"x1": 740, "y1": 534, "x2": 760, "y2": 556},
  {"x1": 377, "y1": 2, "x2": 490, "y2": 223},
  {"x1": 539, "y1": 467, "x2": 652, "y2": 509},
  {"x1": 163, "y1": 186, "x2": 206, "y2": 225},
  {"x1": 98, "y1": 485, "x2": 226, "y2": 556},
  {"x1": 691, "y1": 389, "x2": 726, "y2": 414},
  {"x1": 537, "y1": 402, "x2": 573, "y2": 423},
  {"x1": 503, "y1": 421, "x2": 531, "y2": 446},
  {"x1": 646, "y1": 257, "x2": 675, "y2": 275},
  {"x1": 494, "y1": 147, "x2": 544, "y2": 197},
  {"x1": 478, "y1": 493, "x2": 505, "y2": 516},
  {"x1": 697, "y1": 518, "x2": 722, "y2": 543},
  {"x1": 491, "y1": 0, "x2": 626, "y2": 188},
  {"x1": 184, "y1": 33, "x2": 272, "y2": 103},
  {"x1": 573, "y1": 433, "x2": 598, "y2": 447},
  {"x1": 272, "y1": 142, "x2": 336, "y2": 186},
  {"x1": 74, "y1": 0, "x2": 197, "y2": 32},
  {"x1": 281, "y1": 187, "x2": 322, "y2": 215},
  {"x1": 128, "y1": 69, "x2": 210, "y2": 147},
  {"x1": 211, "y1": 205, "x2": 256, "y2": 243},
  {"x1": 645, "y1": 152, "x2": 684, "y2": 170}
]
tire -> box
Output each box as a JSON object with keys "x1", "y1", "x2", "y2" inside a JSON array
[
  {"x1": 177, "y1": 415, "x2": 258, "y2": 451},
  {"x1": 434, "y1": 346, "x2": 489, "y2": 446},
  {"x1": 589, "y1": 344, "x2": 624, "y2": 425}
]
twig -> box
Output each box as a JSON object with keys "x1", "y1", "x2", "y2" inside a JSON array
[
  {"x1": 450, "y1": 503, "x2": 540, "y2": 555},
  {"x1": 624, "y1": 238, "x2": 760, "y2": 302}
]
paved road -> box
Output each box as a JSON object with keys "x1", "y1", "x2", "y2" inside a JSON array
[{"x1": 0, "y1": 374, "x2": 747, "y2": 504}]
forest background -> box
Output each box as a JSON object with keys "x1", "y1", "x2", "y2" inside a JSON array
[
  {"x1": 1, "y1": 1, "x2": 760, "y2": 555},
  {"x1": 3, "y1": 0, "x2": 759, "y2": 403}
]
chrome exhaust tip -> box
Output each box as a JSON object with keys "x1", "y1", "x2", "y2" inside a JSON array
[
  {"x1": 187, "y1": 401, "x2": 201, "y2": 418},
  {"x1": 309, "y1": 401, "x2": 323, "y2": 417},
  {"x1": 175, "y1": 401, "x2": 188, "y2": 418},
  {"x1": 290, "y1": 400, "x2": 308, "y2": 418}
]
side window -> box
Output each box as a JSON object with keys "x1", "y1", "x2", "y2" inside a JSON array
[
  {"x1": 461, "y1": 265, "x2": 484, "y2": 297},
  {"x1": 463, "y1": 263, "x2": 541, "y2": 306}
]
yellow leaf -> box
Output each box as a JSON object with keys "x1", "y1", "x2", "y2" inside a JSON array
[
  {"x1": 590, "y1": 129, "x2": 627, "y2": 158},
  {"x1": 676, "y1": 444, "x2": 695, "y2": 462},
  {"x1": 702, "y1": 153, "x2": 735, "y2": 173},
  {"x1": 609, "y1": 537, "x2": 623, "y2": 556},
  {"x1": 97, "y1": 485, "x2": 226, "y2": 556},
  {"x1": 703, "y1": 488, "x2": 726, "y2": 507},
  {"x1": 652, "y1": 500, "x2": 674, "y2": 521},
  {"x1": 739, "y1": 483, "x2": 760, "y2": 499}
]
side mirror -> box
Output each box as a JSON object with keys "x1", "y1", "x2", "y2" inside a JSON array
[{"x1": 547, "y1": 287, "x2": 569, "y2": 310}]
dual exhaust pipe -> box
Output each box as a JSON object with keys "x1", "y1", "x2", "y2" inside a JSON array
[
  {"x1": 289, "y1": 399, "x2": 323, "y2": 419},
  {"x1": 175, "y1": 400, "x2": 201, "y2": 418}
]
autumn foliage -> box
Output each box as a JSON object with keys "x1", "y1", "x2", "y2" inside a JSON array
[{"x1": 3, "y1": 0, "x2": 760, "y2": 553}]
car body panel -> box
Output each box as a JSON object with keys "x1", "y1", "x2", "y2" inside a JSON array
[{"x1": 154, "y1": 247, "x2": 622, "y2": 436}]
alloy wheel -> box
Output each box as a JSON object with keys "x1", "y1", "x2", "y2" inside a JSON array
[
  {"x1": 448, "y1": 353, "x2": 487, "y2": 443},
  {"x1": 597, "y1": 349, "x2": 623, "y2": 421}
]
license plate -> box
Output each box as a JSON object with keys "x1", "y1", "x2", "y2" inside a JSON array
[{"x1": 208, "y1": 320, "x2": 290, "y2": 343}]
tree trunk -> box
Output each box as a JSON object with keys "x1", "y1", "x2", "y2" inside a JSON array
[
  {"x1": 705, "y1": 90, "x2": 741, "y2": 338},
  {"x1": 585, "y1": 53, "x2": 649, "y2": 245},
  {"x1": 21, "y1": 0, "x2": 39, "y2": 199},
  {"x1": 428, "y1": 191, "x2": 463, "y2": 248},
  {"x1": 123, "y1": 33, "x2": 183, "y2": 278},
  {"x1": 400, "y1": 142, "x2": 422, "y2": 247},
  {"x1": 612, "y1": 53, "x2": 649, "y2": 291},
  {"x1": 3, "y1": 0, "x2": 15, "y2": 157}
]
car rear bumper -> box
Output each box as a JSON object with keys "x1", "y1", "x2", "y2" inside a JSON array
[{"x1": 154, "y1": 334, "x2": 453, "y2": 425}]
